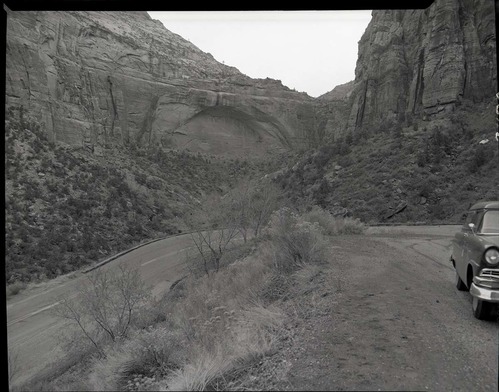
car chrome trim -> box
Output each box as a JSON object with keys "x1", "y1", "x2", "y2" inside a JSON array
[
  {"x1": 469, "y1": 283, "x2": 499, "y2": 303},
  {"x1": 479, "y1": 269, "x2": 499, "y2": 278}
]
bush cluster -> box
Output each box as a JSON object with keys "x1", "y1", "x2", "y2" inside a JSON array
[
  {"x1": 25, "y1": 205, "x2": 366, "y2": 391},
  {"x1": 266, "y1": 207, "x2": 329, "y2": 273},
  {"x1": 302, "y1": 205, "x2": 367, "y2": 235}
]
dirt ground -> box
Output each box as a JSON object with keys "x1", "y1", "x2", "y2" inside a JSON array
[{"x1": 237, "y1": 233, "x2": 498, "y2": 391}]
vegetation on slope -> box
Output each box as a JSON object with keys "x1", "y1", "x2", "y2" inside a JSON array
[
  {"x1": 275, "y1": 100, "x2": 499, "y2": 224},
  {"x1": 4, "y1": 106, "x2": 274, "y2": 288}
]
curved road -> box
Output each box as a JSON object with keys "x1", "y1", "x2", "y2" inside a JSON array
[
  {"x1": 7, "y1": 225, "x2": 497, "y2": 389},
  {"x1": 7, "y1": 233, "x2": 196, "y2": 388}
]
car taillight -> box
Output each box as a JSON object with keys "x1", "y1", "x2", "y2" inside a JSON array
[{"x1": 484, "y1": 248, "x2": 499, "y2": 266}]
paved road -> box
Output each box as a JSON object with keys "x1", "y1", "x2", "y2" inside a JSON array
[
  {"x1": 7, "y1": 225, "x2": 497, "y2": 390},
  {"x1": 7, "y1": 233, "x2": 196, "y2": 388}
]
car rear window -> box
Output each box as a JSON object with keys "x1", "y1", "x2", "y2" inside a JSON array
[{"x1": 479, "y1": 210, "x2": 499, "y2": 234}]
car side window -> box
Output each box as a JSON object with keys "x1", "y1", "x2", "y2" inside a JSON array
[
  {"x1": 472, "y1": 210, "x2": 484, "y2": 225},
  {"x1": 478, "y1": 210, "x2": 499, "y2": 234},
  {"x1": 463, "y1": 210, "x2": 476, "y2": 230}
]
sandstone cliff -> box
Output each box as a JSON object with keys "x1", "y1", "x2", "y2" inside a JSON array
[
  {"x1": 316, "y1": 81, "x2": 355, "y2": 142},
  {"x1": 6, "y1": 10, "x2": 317, "y2": 157},
  {"x1": 342, "y1": 0, "x2": 496, "y2": 133}
]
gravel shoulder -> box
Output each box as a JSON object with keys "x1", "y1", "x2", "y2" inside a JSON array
[{"x1": 239, "y1": 233, "x2": 498, "y2": 391}]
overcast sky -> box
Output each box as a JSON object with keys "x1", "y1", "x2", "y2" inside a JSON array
[{"x1": 147, "y1": 11, "x2": 372, "y2": 98}]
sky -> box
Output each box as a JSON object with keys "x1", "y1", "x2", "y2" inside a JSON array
[{"x1": 147, "y1": 11, "x2": 373, "y2": 98}]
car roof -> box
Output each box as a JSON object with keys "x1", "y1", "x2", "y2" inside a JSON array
[{"x1": 469, "y1": 201, "x2": 499, "y2": 210}]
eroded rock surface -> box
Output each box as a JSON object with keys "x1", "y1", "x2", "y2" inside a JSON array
[
  {"x1": 6, "y1": 10, "x2": 317, "y2": 157},
  {"x1": 345, "y1": 0, "x2": 496, "y2": 132}
]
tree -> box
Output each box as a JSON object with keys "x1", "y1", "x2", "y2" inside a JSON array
[
  {"x1": 247, "y1": 180, "x2": 282, "y2": 237},
  {"x1": 224, "y1": 179, "x2": 282, "y2": 240},
  {"x1": 187, "y1": 195, "x2": 240, "y2": 276},
  {"x1": 186, "y1": 180, "x2": 283, "y2": 276},
  {"x1": 54, "y1": 265, "x2": 151, "y2": 356}
]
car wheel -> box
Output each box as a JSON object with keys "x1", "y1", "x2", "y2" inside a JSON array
[
  {"x1": 472, "y1": 296, "x2": 493, "y2": 320},
  {"x1": 455, "y1": 269, "x2": 467, "y2": 291}
]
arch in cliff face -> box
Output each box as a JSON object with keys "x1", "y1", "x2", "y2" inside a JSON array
[{"x1": 151, "y1": 103, "x2": 294, "y2": 157}]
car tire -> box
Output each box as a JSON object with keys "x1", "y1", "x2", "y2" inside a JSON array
[
  {"x1": 455, "y1": 269, "x2": 467, "y2": 291},
  {"x1": 472, "y1": 296, "x2": 493, "y2": 320}
]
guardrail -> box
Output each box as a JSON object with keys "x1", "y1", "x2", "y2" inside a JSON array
[
  {"x1": 82, "y1": 227, "x2": 234, "y2": 273},
  {"x1": 83, "y1": 230, "x2": 195, "y2": 273}
]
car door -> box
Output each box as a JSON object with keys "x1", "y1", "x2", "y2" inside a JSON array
[
  {"x1": 454, "y1": 210, "x2": 476, "y2": 281},
  {"x1": 466, "y1": 210, "x2": 485, "y2": 267}
]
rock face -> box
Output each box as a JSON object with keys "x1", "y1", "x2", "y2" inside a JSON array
[
  {"x1": 6, "y1": 10, "x2": 317, "y2": 157},
  {"x1": 8, "y1": 1, "x2": 494, "y2": 153},
  {"x1": 316, "y1": 81, "x2": 355, "y2": 140},
  {"x1": 344, "y1": 0, "x2": 496, "y2": 132}
]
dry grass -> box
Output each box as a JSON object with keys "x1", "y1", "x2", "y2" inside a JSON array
[
  {"x1": 150, "y1": 233, "x2": 300, "y2": 390},
  {"x1": 164, "y1": 304, "x2": 284, "y2": 391},
  {"x1": 83, "y1": 326, "x2": 186, "y2": 390},
  {"x1": 31, "y1": 207, "x2": 336, "y2": 391},
  {"x1": 155, "y1": 209, "x2": 333, "y2": 390}
]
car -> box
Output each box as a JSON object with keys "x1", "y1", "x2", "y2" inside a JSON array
[{"x1": 450, "y1": 201, "x2": 499, "y2": 320}]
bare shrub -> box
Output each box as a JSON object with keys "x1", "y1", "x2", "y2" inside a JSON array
[
  {"x1": 186, "y1": 179, "x2": 283, "y2": 276},
  {"x1": 189, "y1": 228, "x2": 239, "y2": 276},
  {"x1": 214, "y1": 179, "x2": 283, "y2": 243},
  {"x1": 265, "y1": 207, "x2": 329, "y2": 273},
  {"x1": 53, "y1": 265, "x2": 152, "y2": 356},
  {"x1": 187, "y1": 195, "x2": 240, "y2": 276}
]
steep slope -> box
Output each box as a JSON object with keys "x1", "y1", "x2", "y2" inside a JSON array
[
  {"x1": 278, "y1": 0, "x2": 498, "y2": 223},
  {"x1": 316, "y1": 81, "x2": 355, "y2": 141},
  {"x1": 341, "y1": 0, "x2": 496, "y2": 133},
  {"x1": 5, "y1": 106, "x2": 279, "y2": 284},
  {"x1": 5, "y1": 10, "x2": 317, "y2": 157}
]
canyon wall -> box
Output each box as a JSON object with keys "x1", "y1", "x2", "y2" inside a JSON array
[
  {"x1": 5, "y1": 10, "x2": 317, "y2": 157},
  {"x1": 342, "y1": 0, "x2": 496, "y2": 133}
]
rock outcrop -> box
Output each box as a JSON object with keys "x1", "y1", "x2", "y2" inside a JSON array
[
  {"x1": 316, "y1": 81, "x2": 355, "y2": 140},
  {"x1": 344, "y1": 0, "x2": 496, "y2": 133},
  {"x1": 6, "y1": 10, "x2": 317, "y2": 157}
]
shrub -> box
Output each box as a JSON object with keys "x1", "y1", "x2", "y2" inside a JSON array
[
  {"x1": 53, "y1": 266, "x2": 152, "y2": 356},
  {"x1": 130, "y1": 328, "x2": 185, "y2": 374},
  {"x1": 468, "y1": 145, "x2": 488, "y2": 173},
  {"x1": 336, "y1": 217, "x2": 367, "y2": 234},
  {"x1": 86, "y1": 326, "x2": 186, "y2": 390},
  {"x1": 302, "y1": 205, "x2": 367, "y2": 235},
  {"x1": 134, "y1": 172, "x2": 147, "y2": 186},
  {"x1": 6, "y1": 281, "x2": 27, "y2": 299},
  {"x1": 265, "y1": 207, "x2": 328, "y2": 273}
]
